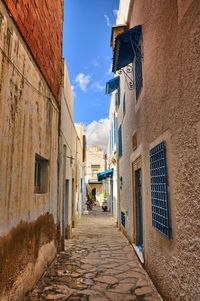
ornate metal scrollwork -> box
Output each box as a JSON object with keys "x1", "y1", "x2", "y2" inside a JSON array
[
  {"x1": 117, "y1": 64, "x2": 134, "y2": 91},
  {"x1": 126, "y1": 64, "x2": 133, "y2": 73}
]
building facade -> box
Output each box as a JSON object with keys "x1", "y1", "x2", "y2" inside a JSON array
[
  {"x1": 75, "y1": 123, "x2": 86, "y2": 222},
  {"x1": 85, "y1": 145, "x2": 106, "y2": 206},
  {"x1": 107, "y1": 92, "x2": 118, "y2": 219},
  {"x1": 109, "y1": 0, "x2": 200, "y2": 300},
  {"x1": 0, "y1": 1, "x2": 63, "y2": 299},
  {"x1": 58, "y1": 61, "x2": 85, "y2": 246}
]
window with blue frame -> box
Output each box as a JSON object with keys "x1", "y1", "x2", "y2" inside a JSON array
[
  {"x1": 150, "y1": 141, "x2": 171, "y2": 238},
  {"x1": 118, "y1": 125, "x2": 122, "y2": 158},
  {"x1": 135, "y1": 39, "x2": 143, "y2": 100},
  {"x1": 115, "y1": 90, "x2": 120, "y2": 109}
]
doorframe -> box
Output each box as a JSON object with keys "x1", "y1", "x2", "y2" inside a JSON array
[
  {"x1": 64, "y1": 179, "x2": 69, "y2": 238},
  {"x1": 132, "y1": 156, "x2": 144, "y2": 263}
]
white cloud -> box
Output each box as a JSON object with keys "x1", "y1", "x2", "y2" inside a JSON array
[
  {"x1": 91, "y1": 81, "x2": 105, "y2": 91},
  {"x1": 75, "y1": 73, "x2": 91, "y2": 91},
  {"x1": 113, "y1": 9, "x2": 118, "y2": 17},
  {"x1": 71, "y1": 85, "x2": 76, "y2": 97},
  {"x1": 86, "y1": 118, "x2": 110, "y2": 151},
  {"x1": 108, "y1": 63, "x2": 112, "y2": 74},
  {"x1": 104, "y1": 14, "x2": 111, "y2": 27}
]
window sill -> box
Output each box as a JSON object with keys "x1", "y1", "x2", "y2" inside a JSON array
[{"x1": 132, "y1": 244, "x2": 144, "y2": 264}]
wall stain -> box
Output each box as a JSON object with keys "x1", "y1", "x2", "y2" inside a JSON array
[{"x1": 0, "y1": 213, "x2": 57, "y2": 292}]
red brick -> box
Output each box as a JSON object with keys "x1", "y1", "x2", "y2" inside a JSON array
[{"x1": 3, "y1": 0, "x2": 63, "y2": 99}]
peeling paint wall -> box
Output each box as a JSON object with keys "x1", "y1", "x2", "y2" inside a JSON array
[
  {"x1": 0, "y1": 2, "x2": 59, "y2": 299},
  {"x1": 116, "y1": 0, "x2": 200, "y2": 300},
  {"x1": 59, "y1": 60, "x2": 76, "y2": 241},
  {"x1": 3, "y1": 0, "x2": 63, "y2": 97},
  {"x1": 59, "y1": 61, "x2": 85, "y2": 241}
]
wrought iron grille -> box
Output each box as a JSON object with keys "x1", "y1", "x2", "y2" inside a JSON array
[
  {"x1": 150, "y1": 141, "x2": 171, "y2": 238},
  {"x1": 121, "y1": 211, "x2": 125, "y2": 227},
  {"x1": 135, "y1": 42, "x2": 143, "y2": 100}
]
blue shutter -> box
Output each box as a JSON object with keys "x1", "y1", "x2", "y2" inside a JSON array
[
  {"x1": 114, "y1": 113, "x2": 116, "y2": 145},
  {"x1": 121, "y1": 211, "x2": 125, "y2": 227},
  {"x1": 118, "y1": 125, "x2": 122, "y2": 158},
  {"x1": 150, "y1": 141, "x2": 171, "y2": 238},
  {"x1": 123, "y1": 93, "x2": 126, "y2": 115},
  {"x1": 135, "y1": 42, "x2": 143, "y2": 100}
]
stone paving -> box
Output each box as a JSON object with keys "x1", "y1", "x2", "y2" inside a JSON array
[{"x1": 26, "y1": 209, "x2": 163, "y2": 301}]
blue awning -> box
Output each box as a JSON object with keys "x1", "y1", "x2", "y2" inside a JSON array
[
  {"x1": 105, "y1": 76, "x2": 120, "y2": 95},
  {"x1": 97, "y1": 169, "x2": 113, "y2": 181},
  {"x1": 112, "y1": 25, "x2": 142, "y2": 73}
]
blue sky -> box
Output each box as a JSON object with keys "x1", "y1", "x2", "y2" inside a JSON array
[{"x1": 63, "y1": 0, "x2": 119, "y2": 125}]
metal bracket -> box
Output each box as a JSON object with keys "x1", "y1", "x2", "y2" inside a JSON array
[{"x1": 118, "y1": 64, "x2": 134, "y2": 91}]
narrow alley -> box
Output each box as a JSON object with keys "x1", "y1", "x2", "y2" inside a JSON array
[
  {"x1": 0, "y1": 0, "x2": 200, "y2": 300},
  {"x1": 26, "y1": 209, "x2": 162, "y2": 301}
]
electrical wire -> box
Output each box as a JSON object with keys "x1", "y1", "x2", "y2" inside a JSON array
[{"x1": 0, "y1": 44, "x2": 58, "y2": 112}]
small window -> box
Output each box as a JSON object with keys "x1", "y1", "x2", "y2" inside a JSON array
[
  {"x1": 91, "y1": 165, "x2": 100, "y2": 178},
  {"x1": 34, "y1": 154, "x2": 49, "y2": 193},
  {"x1": 150, "y1": 141, "x2": 171, "y2": 238},
  {"x1": 132, "y1": 132, "x2": 137, "y2": 150},
  {"x1": 135, "y1": 39, "x2": 143, "y2": 100},
  {"x1": 118, "y1": 125, "x2": 122, "y2": 158}
]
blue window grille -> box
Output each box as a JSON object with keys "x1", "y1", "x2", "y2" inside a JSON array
[
  {"x1": 150, "y1": 141, "x2": 171, "y2": 238},
  {"x1": 135, "y1": 41, "x2": 143, "y2": 100},
  {"x1": 118, "y1": 125, "x2": 122, "y2": 158},
  {"x1": 121, "y1": 211, "x2": 125, "y2": 227}
]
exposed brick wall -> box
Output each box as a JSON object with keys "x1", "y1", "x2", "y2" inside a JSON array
[{"x1": 3, "y1": 0, "x2": 63, "y2": 98}]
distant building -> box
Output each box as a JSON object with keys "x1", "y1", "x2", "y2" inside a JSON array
[
  {"x1": 108, "y1": 0, "x2": 200, "y2": 300},
  {"x1": 85, "y1": 145, "x2": 106, "y2": 206}
]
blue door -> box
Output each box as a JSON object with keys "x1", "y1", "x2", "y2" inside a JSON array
[{"x1": 135, "y1": 169, "x2": 143, "y2": 251}]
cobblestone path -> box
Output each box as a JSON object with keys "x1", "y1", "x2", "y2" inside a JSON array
[{"x1": 27, "y1": 209, "x2": 163, "y2": 301}]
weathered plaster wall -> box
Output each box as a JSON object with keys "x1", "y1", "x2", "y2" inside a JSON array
[
  {"x1": 108, "y1": 93, "x2": 118, "y2": 220},
  {"x1": 59, "y1": 60, "x2": 78, "y2": 240},
  {"x1": 0, "y1": 3, "x2": 59, "y2": 299},
  {"x1": 3, "y1": 0, "x2": 63, "y2": 97},
  {"x1": 117, "y1": 0, "x2": 200, "y2": 300},
  {"x1": 118, "y1": 73, "x2": 137, "y2": 242},
  {"x1": 75, "y1": 123, "x2": 85, "y2": 217}
]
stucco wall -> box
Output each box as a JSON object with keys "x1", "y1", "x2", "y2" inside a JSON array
[
  {"x1": 3, "y1": 0, "x2": 63, "y2": 97},
  {"x1": 117, "y1": 0, "x2": 200, "y2": 300},
  {"x1": 59, "y1": 62, "x2": 84, "y2": 230},
  {"x1": 0, "y1": 3, "x2": 59, "y2": 299},
  {"x1": 108, "y1": 93, "x2": 118, "y2": 220}
]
